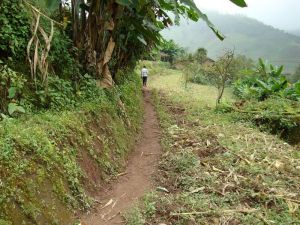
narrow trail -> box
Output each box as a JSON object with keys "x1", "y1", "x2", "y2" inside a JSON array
[{"x1": 81, "y1": 89, "x2": 162, "y2": 225}]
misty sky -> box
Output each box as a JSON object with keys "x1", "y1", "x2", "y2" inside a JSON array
[{"x1": 195, "y1": 0, "x2": 300, "y2": 31}]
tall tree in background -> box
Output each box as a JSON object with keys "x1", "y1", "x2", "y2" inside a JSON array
[
  {"x1": 160, "y1": 39, "x2": 183, "y2": 64},
  {"x1": 194, "y1": 48, "x2": 208, "y2": 63}
]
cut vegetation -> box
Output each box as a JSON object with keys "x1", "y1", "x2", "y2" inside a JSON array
[
  {"x1": 1, "y1": 0, "x2": 299, "y2": 224},
  {"x1": 126, "y1": 64, "x2": 300, "y2": 225}
]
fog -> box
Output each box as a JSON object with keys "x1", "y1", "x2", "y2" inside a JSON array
[{"x1": 195, "y1": 0, "x2": 300, "y2": 31}]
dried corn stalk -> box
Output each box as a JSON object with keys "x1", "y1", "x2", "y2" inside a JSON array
[
  {"x1": 99, "y1": 37, "x2": 116, "y2": 88},
  {"x1": 26, "y1": 7, "x2": 54, "y2": 86}
]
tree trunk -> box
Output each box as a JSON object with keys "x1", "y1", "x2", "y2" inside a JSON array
[
  {"x1": 80, "y1": 0, "x2": 86, "y2": 42},
  {"x1": 84, "y1": 0, "x2": 119, "y2": 87},
  {"x1": 216, "y1": 82, "x2": 225, "y2": 105},
  {"x1": 71, "y1": 0, "x2": 80, "y2": 47}
]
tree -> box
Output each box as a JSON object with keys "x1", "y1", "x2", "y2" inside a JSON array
[
  {"x1": 1, "y1": 0, "x2": 248, "y2": 90},
  {"x1": 231, "y1": 55, "x2": 254, "y2": 77},
  {"x1": 210, "y1": 50, "x2": 235, "y2": 105},
  {"x1": 194, "y1": 48, "x2": 208, "y2": 63},
  {"x1": 160, "y1": 40, "x2": 184, "y2": 65},
  {"x1": 36, "y1": 0, "x2": 247, "y2": 87}
]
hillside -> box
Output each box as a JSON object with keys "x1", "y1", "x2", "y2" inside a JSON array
[
  {"x1": 0, "y1": 74, "x2": 143, "y2": 224},
  {"x1": 162, "y1": 12, "x2": 300, "y2": 72},
  {"x1": 289, "y1": 29, "x2": 300, "y2": 37}
]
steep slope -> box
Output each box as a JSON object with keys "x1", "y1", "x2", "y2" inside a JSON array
[
  {"x1": 162, "y1": 12, "x2": 300, "y2": 72},
  {"x1": 0, "y1": 75, "x2": 143, "y2": 225}
]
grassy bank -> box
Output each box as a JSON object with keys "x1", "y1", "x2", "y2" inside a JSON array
[
  {"x1": 126, "y1": 68, "x2": 300, "y2": 224},
  {"x1": 0, "y1": 73, "x2": 143, "y2": 225}
]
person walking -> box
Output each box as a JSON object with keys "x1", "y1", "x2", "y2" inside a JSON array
[{"x1": 141, "y1": 65, "x2": 148, "y2": 87}]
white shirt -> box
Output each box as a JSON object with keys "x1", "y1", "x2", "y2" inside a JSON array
[{"x1": 141, "y1": 68, "x2": 148, "y2": 77}]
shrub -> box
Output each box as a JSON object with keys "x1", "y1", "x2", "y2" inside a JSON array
[
  {"x1": 284, "y1": 82, "x2": 300, "y2": 101},
  {"x1": 34, "y1": 74, "x2": 105, "y2": 110},
  {"x1": 0, "y1": 63, "x2": 26, "y2": 115},
  {"x1": 233, "y1": 59, "x2": 299, "y2": 101},
  {"x1": 183, "y1": 62, "x2": 212, "y2": 85},
  {"x1": 236, "y1": 97, "x2": 300, "y2": 133},
  {"x1": 0, "y1": 0, "x2": 30, "y2": 59},
  {"x1": 49, "y1": 31, "x2": 81, "y2": 79}
]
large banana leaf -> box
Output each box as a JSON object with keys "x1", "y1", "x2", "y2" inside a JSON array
[
  {"x1": 256, "y1": 80, "x2": 272, "y2": 92},
  {"x1": 179, "y1": 0, "x2": 225, "y2": 40},
  {"x1": 177, "y1": 0, "x2": 247, "y2": 40},
  {"x1": 275, "y1": 65, "x2": 284, "y2": 77},
  {"x1": 43, "y1": 0, "x2": 248, "y2": 41},
  {"x1": 229, "y1": 0, "x2": 247, "y2": 7}
]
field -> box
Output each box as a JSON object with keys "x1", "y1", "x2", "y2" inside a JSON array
[{"x1": 125, "y1": 66, "x2": 300, "y2": 225}]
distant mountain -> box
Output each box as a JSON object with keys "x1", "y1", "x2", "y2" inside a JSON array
[
  {"x1": 289, "y1": 30, "x2": 300, "y2": 37},
  {"x1": 162, "y1": 12, "x2": 300, "y2": 73}
]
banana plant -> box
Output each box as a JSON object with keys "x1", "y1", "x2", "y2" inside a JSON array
[
  {"x1": 29, "y1": 0, "x2": 248, "y2": 86},
  {"x1": 40, "y1": 0, "x2": 247, "y2": 42},
  {"x1": 256, "y1": 76, "x2": 288, "y2": 99},
  {"x1": 285, "y1": 82, "x2": 300, "y2": 101},
  {"x1": 233, "y1": 59, "x2": 299, "y2": 101}
]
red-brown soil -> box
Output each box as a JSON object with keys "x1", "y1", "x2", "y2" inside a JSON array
[{"x1": 81, "y1": 88, "x2": 162, "y2": 225}]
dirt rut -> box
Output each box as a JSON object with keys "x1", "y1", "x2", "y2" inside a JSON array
[{"x1": 81, "y1": 89, "x2": 162, "y2": 225}]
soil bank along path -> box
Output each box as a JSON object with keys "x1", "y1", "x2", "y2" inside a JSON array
[{"x1": 81, "y1": 89, "x2": 162, "y2": 225}]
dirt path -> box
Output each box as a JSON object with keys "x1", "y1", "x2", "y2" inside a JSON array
[{"x1": 81, "y1": 89, "x2": 162, "y2": 225}]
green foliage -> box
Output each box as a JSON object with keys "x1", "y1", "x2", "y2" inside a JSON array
[
  {"x1": 0, "y1": 0, "x2": 30, "y2": 58},
  {"x1": 232, "y1": 60, "x2": 300, "y2": 133},
  {"x1": 110, "y1": 0, "x2": 247, "y2": 72},
  {"x1": 49, "y1": 31, "x2": 81, "y2": 79},
  {"x1": 230, "y1": 55, "x2": 255, "y2": 79},
  {"x1": 76, "y1": 74, "x2": 104, "y2": 99},
  {"x1": 136, "y1": 72, "x2": 300, "y2": 224},
  {"x1": 0, "y1": 0, "x2": 248, "y2": 115},
  {"x1": 160, "y1": 39, "x2": 184, "y2": 64},
  {"x1": 7, "y1": 103, "x2": 26, "y2": 115},
  {"x1": 193, "y1": 47, "x2": 207, "y2": 63},
  {"x1": 0, "y1": 220, "x2": 12, "y2": 225},
  {"x1": 183, "y1": 62, "x2": 212, "y2": 85},
  {"x1": 36, "y1": 76, "x2": 76, "y2": 109},
  {"x1": 108, "y1": 0, "x2": 231, "y2": 74},
  {"x1": 285, "y1": 82, "x2": 300, "y2": 101},
  {"x1": 115, "y1": 0, "x2": 230, "y2": 42},
  {"x1": 125, "y1": 192, "x2": 159, "y2": 224},
  {"x1": 183, "y1": 51, "x2": 253, "y2": 87},
  {"x1": 229, "y1": 0, "x2": 247, "y2": 7},
  {"x1": 34, "y1": 74, "x2": 104, "y2": 110},
  {"x1": 0, "y1": 63, "x2": 105, "y2": 115},
  {"x1": 0, "y1": 71, "x2": 143, "y2": 224},
  {"x1": 233, "y1": 60, "x2": 300, "y2": 101},
  {"x1": 162, "y1": 12, "x2": 300, "y2": 73},
  {"x1": 125, "y1": 207, "x2": 146, "y2": 225},
  {"x1": 237, "y1": 97, "x2": 300, "y2": 131},
  {"x1": 0, "y1": 64, "x2": 27, "y2": 115}
]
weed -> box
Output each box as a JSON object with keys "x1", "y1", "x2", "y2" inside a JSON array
[{"x1": 125, "y1": 206, "x2": 146, "y2": 225}]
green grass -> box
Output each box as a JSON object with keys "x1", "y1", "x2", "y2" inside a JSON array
[
  {"x1": 127, "y1": 64, "x2": 300, "y2": 225},
  {"x1": 0, "y1": 73, "x2": 143, "y2": 225},
  {"x1": 150, "y1": 68, "x2": 233, "y2": 108}
]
